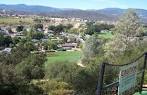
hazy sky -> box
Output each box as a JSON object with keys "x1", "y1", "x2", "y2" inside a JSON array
[{"x1": 0, "y1": 0, "x2": 147, "y2": 10}]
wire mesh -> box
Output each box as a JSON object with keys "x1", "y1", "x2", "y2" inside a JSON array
[{"x1": 100, "y1": 54, "x2": 146, "y2": 95}]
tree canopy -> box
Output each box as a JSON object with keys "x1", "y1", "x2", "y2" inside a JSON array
[{"x1": 105, "y1": 9, "x2": 145, "y2": 63}]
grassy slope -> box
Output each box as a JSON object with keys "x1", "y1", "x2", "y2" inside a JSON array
[{"x1": 46, "y1": 51, "x2": 82, "y2": 65}]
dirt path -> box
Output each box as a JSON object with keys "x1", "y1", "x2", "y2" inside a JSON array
[{"x1": 77, "y1": 60, "x2": 86, "y2": 67}]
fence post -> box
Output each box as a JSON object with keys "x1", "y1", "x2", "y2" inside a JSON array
[
  {"x1": 140, "y1": 52, "x2": 147, "y2": 94},
  {"x1": 96, "y1": 62, "x2": 106, "y2": 95}
]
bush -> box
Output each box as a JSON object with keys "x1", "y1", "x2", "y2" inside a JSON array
[
  {"x1": 45, "y1": 60, "x2": 102, "y2": 95},
  {"x1": 0, "y1": 64, "x2": 44, "y2": 95},
  {"x1": 45, "y1": 62, "x2": 77, "y2": 83},
  {"x1": 32, "y1": 79, "x2": 74, "y2": 95},
  {"x1": 15, "y1": 53, "x2": 46, "y2": 80}
]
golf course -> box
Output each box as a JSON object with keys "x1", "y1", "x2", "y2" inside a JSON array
[{"x1": 46, "y1": 51, "x2": 82, "y2": 65}]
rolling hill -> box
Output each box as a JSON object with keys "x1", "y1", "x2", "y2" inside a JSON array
[{"x1": 0, "y1": 4, "x2": 147, "y2": 22}]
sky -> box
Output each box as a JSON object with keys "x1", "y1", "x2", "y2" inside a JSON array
[{"x1": 0, "y1": 0, "x2": 147, "y2": 10}]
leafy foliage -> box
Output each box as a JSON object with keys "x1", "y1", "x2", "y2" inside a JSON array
[
  {"x1": 0, "y1": 43, "x2": 46, "y2": 95},
  {"x1": 48, "y1": 24, "x2": 73, "y2": 35},
  {"x1": 16, "y1": 25, "x2": 24, "y2": 32},
  {"x1": 105, "y1": 9, "x2": 146, "y2": 64},
  {"x1": 32, "y1": 79, "x2": 74, "y2": 95},
  {"x1": 0, "y1": 33, "x2": 13, "y2": 47},
  {"x1": 85, "y1": 22, "x2": 114, "y2": 35},
  {"x1": 82, "y1": 35, "x2": 102, "y2": 60},
  {"x1": 34, "y1": 24, "x2": 43, "y2": 31},
  {"x1": 26, "y1": 28, "x2": 44, "y2": 40}
]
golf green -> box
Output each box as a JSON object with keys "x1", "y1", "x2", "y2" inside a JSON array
[{"x1": 46, "y1": 51, "x2": 81, "y2": 65}]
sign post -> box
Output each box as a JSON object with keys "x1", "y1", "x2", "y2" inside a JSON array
[
  {"x1": 118, "y1": 63, "x2": 137, "y2": 95},
  {"x1": 140, "y1": 52, "x2": 147, "y2": 94},
  {"x1": 96, "y1": 63, "x2": 106, "y2": 95},
  {"x1": 96, "y1": 52, "x2": 146, "y2": 95}
]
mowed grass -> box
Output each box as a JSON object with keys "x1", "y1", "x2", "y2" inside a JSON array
[
  {"x1": 0, "y1": 17, "x2": 34, "y2": 25},
  {"x1": 98, "y1": 32, "x2": 114, "y2": 39},
  {"x1": 46, "y1": 51, "x2": 82, "y2": 65}
]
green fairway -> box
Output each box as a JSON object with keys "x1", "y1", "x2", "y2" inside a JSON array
[
  {"x1": 98, "y1": 32, "x2": 113, "y2": 39},
  {"x1": 134, "y1": 91, "x2": 147, "y2": 95},
  {"x1": 46, "y1": 51, "x2": 82, "y2": 65}
]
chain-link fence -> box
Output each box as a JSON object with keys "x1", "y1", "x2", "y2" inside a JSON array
[{"x1": 96, "y1": 52, "x2": 147, "y2": 95}]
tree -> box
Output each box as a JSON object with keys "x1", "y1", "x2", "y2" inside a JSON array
[
  {"x1": 82, "y1": 35, "x2": 101, "y2": 60},
  {"x1": 3, "y1": 36, "x2": 13, "y2": 47},
  {"x1": 0, "y1": 64, "x2": 44, "y2": 95},
  {"x1": 0, "y1": 33, "x2": 6, "y2": 47},
  {"x1": 45, "y1": 60, "x2": 101, "y2": 95},
  {"x1": 0, "y1": 64, "x2": 21, "y2": 95},
  {"x1": 84, "y1": 22, "x2": 114, "y2": 35},
  {"x1": 32, "y1": 32, "x2": 44, "y2": 40},
  {"x1": 48, "y1": 24, "x2": 65, "y2": 35},
  {"x1": 48, "y1": 25, "x2": 56, "y2": 31},
  {"x1": 34, "y1": 18, "x2": 42, "y2": 23},
  {"x1": 71, "y1": 63, "x2": 100, "y2": 95},
  {"x1": 113, "y1": 10, "x2": 143, "y2": 37},
  {"x1": 7, "y1": 28, "x2": 13, "y2": 34},
  {"x1": 12, "y1": 37, "x2": 21, "y2": 46},
  {"x1": 85, "y1": 22, "x2": 96, "y2": 35},
  {"x1": 16, "y1": 25, "x2": 24, "y2": 32},
  {"x1": 23, "y1": 41, "x2": 36, "y2": 51},
  {"x1": 0, "y1": 33, "x2": 13, "y2": 47},
  {"x1": 26, "y1": 28, "x2": 44, "y2": 40},
  {"x1": 0, "y1": 41, "x2": 46, "y2": 95},
  {"x1": 64, "y1": 24, "x2": 73, "y2": 32},
  {"x1": 26, "y1": 28, "x2": 34, "y2": 39},
  {"x1": 45, "y1": 62, "x2": 76, "y2": 82},
  {"x1": 48, "y1": 40, "x2": 58, "y2": 50},
  {"x1": 15, "y1": 53, "x2": 46, "y2": 80},
  {"x1": 34, "y1": 24, "x2": 43, "y2": 31},
  {"x1": 66, "y1": 24, "x2": 73, "y2": 30},
  {"x1": 105, "y1": 9, "x2": 144, "y2": 63}
]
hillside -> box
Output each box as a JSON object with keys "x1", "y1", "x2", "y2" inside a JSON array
[{"x1": 0, "y1": 4, "x2": 147, "y2": 22}]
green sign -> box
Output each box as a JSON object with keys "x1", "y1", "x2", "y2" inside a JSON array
[{"x1": 118, "y1": 63, "x2": 137, "y2": 95}]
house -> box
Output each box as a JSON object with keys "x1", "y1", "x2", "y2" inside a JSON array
[
  {"x1": 0, "y1": 27, "x2": 10, "y2": 35},
  {"x1": 48, "y1": 30, "x2": 54, "y2": 33},
  {"x1": 0, "y1": 29, "x2": 8, "y2": 35},
  {"x1": 59, "y1": 43, "x2": 77, "y2": 50},
  {"x1": 0, "y1": 48, "x2": 12, "y2": 54}
]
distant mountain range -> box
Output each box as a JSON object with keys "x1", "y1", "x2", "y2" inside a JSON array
[{"x1": 0, "y1": 4, "x2": 147, "y2": 23}]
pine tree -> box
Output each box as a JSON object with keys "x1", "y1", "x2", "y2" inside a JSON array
[{"x1": 105, "y1": 9, "x2": 144, "y2": 63}]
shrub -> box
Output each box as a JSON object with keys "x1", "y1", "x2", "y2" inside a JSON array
[{"x1": 32, "y1": 79, "x2": 74, "y2": 95}]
